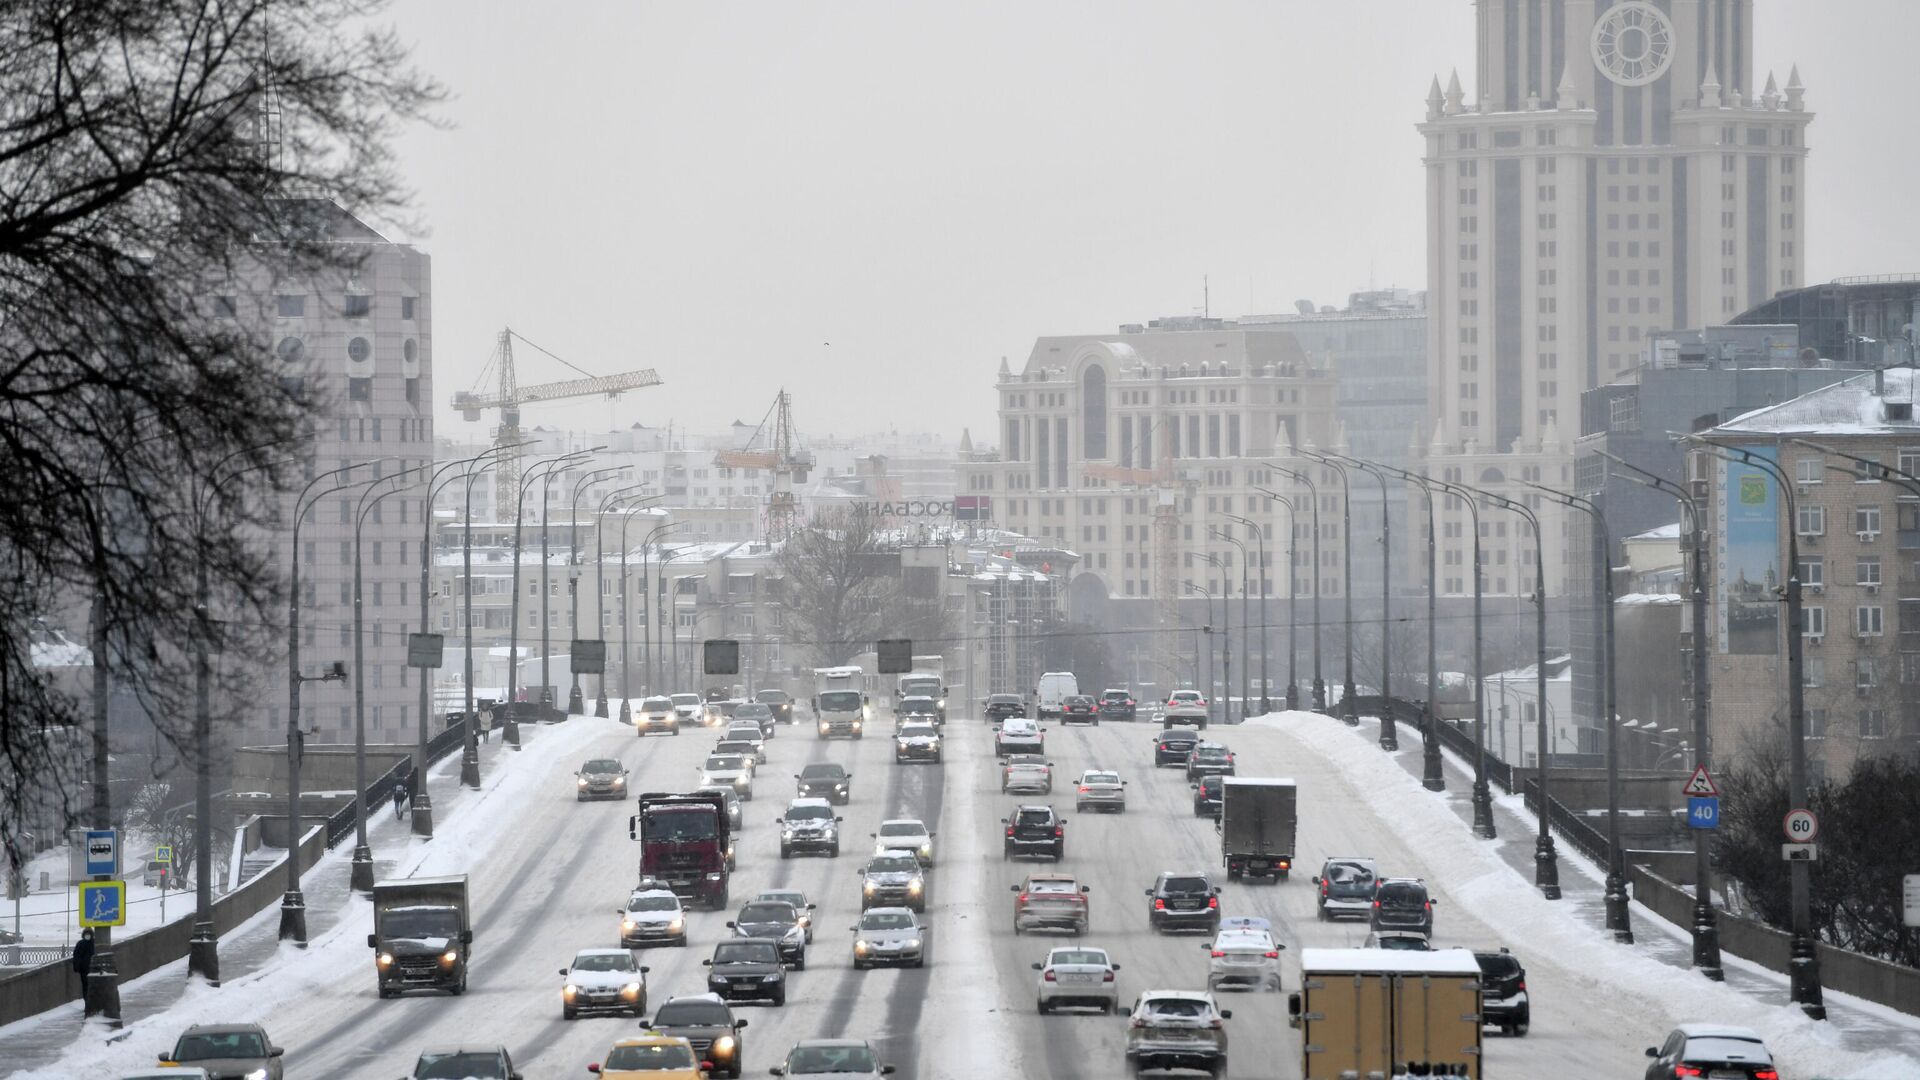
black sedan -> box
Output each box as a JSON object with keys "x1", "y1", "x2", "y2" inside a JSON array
[
  {"x1": 1059, "y1": 695, "x2": 1099, "y2": 725},
  {"x1": 702, "y1": 939, "x2": 787, "y2": 1005},
  {"x1": 1153, "y1": 728, "x2": 1202, "y2": 767}
]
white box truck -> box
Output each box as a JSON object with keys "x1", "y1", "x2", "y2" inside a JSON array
[
  {"x1": 1288, "y1": 947, "x2": 1483, "y2": 1080},
  {"x1": 812, "y1": 666, "x2": 869, "y2": 739}
]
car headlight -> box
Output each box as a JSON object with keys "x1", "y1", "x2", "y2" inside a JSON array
[
  {"x1": 622, "y1": 918, "x2": 638, "y2": 932},
  {"x1": 621, "y1": 981, "x2": 642, "y2": 998},
  {"x1": 863, "y1": 882, "x2": 876, "y2": 894},
  {"x1": 244, "y1": 1070, "x2": 269, "y2": 1080},
  {"x1": 705, "y1": 872, "x2": 723, "y2": 881},
  {"x1": 819, "y1": 722, "x2": 830, "y2": 732},
  {"x1": 852, "y1": 720, "x2": 863, "y2": 730},
  {"x1": 668, "y1": 918, "x2": 684, "y2": 933},
  {"x1": 733, "y1": 777, "x2": 749, "y2": 790},
  {"x1": 712, "y1": 1035, "x2": 737, "y2": 1056},
  {"x1": 835, "y1": 783, "x2": 847, "y2": 792},
  {"x1": 440, "y1": 949, "x2": 459, "y2": 965},
  {"x1": 907, "y1": 878, "x2": 923, "y2": 894},
  {"x1": 376, "y1": 952, "x2": 394, "y2": 967},
  {"x1": 612, "y1": 777, "x2": 625, "y2": 787},
  {"x1": 854, "y1": 940, "x2": 870, "y2": 954},
  {"x1": 919, "y1": 843, "x2": 932, "y2": 857},
  {"x1": 907, "y1": 938, "x2": 922, "y2": 949},
  {"x1": 563, "y1": 983, "x2": 579, "y2": 998},
  {"x1": 577, "y1": 777, "x2": 589, "y2": 787},
  {"x1": 938, "y1": 697, "x2": 947, "y2": 708}
]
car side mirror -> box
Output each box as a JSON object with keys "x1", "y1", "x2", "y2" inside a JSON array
[
  {"x1": 1645, "y1": 1048, "x2": 1659, "y2": 1058},
  {"x1": 366, "y1": 933, "x2": 378, "y2": 948},
  {"x1": 158, "y1": 1055, "x2": 173, "y2": 1064},
  {"x1": 1081, "y1": 885, "x2": 1091, "y2": 893},
  {"x1": 559, "y1": 967, "x2": 570, "y2": 976},
  {"x1": 848, "y1": 926, "x2": 858, "y2": 933},
  {"x1": 869, "y1": 832, "x2": 877, "y2": 838},
  {"x1": 735, "y1": 1019, "x2": 749, "y2": 1029},
  {"x1": 1220, "y1": 1010, "x2": 1233, "y2": 1020},
  {"x1": 771, "y1": 1069, "x2": 786, "y2": 1078},
  {"x1": 1430, "y1": 899, "x2": 1439, "y2": 905},
  {"x1": 587, "y1": 1065, "x2": 602, "y2": 1075},
  {"x1": 1211, "y1": 887, "x2": 1221, "y2": 895},
  {"x1": 271, "y1": 1047, "x2": 284, "y2": 1057},
  {"x1": 1031, "y1": 962, "x2": 1043, "y2": 970},
  {"x1": 1010, "y1": 885, "x2": 1021, "y2": 892},
  {"x1": 1111, "y1": 962, "x2": 1121, "y2": 970},
  {"x1": 835, "y1": 816, "x2": 844, "y2": 823},
  {"x1": 882, "y1": 1068, "x2": 896, "y2": 1076},
  {"x1": 461, "y1": 930, "x2": 474, "y2": 944},
  {"x1": 640, "y1": 965, "x2": 651, "y2": 974},
  {"x1": 701, "y1": 959, "x2": 713, "y2": 966},
  {"x1": 1311, "y1": 877, "x2": 1321, "y2": 885},
  {"x1": 1189, "y1": 783, "x2": 1198, "y2": 790},
  {"x1": 1143, "y1": 889, "x2": 1153, "y2": 896},
  {"x1": 726, "y1": 921, "x2": 737, "y2": 929}
]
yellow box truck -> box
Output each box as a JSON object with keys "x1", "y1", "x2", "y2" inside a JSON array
[{"x1": 1287, "y1": 947, "x2": 1483, "y2": 1080}]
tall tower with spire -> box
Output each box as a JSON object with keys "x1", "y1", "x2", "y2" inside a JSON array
[{"x1": 1420, "y1": 0, "x2": 1810, "y2": 598}]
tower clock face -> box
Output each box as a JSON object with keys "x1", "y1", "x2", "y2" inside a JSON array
[{"x1": 1590, "y1": 1, "x2": 1675, "y2": 87}]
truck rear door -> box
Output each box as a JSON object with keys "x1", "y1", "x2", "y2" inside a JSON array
[
  {"x1": 1392, "y1": 972, "x2": 1482, "y2": 1078},
  {"x1": 1302, "y1": 971, "x2": 1392, "y2": 1080}
]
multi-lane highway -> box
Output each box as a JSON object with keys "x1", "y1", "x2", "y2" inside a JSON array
[{"x1": 220, "y1": 704, "x2": 1672, "y2": 1078}]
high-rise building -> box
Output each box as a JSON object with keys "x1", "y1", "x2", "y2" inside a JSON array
[{"x1": 1422, "y1": 0, "x2": 1810, "y2": 596}]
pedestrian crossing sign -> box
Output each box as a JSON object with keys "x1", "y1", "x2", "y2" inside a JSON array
[{"x1": 78, "y1": 880, "x2": 126, "y2": 927}]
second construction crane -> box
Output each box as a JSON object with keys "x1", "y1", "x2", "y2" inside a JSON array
[
  {"x1": 714, "y1": 389, "x2": 813, "y2": 542},
  {"x1": 452, "y1": 327, "x2": 663, "y2": 514}
]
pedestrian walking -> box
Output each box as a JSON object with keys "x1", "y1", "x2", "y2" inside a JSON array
[
  {"x1": 479, "y1": 707, "x2": 494, "y2": 744},
  {"x1": 392, "y1": 774, "x2": 408, "y2": 821},
  {"x1": 71, "y1": 928, "x2": 94, "y2": 1003}
]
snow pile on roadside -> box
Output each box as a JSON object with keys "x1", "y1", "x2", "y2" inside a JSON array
[
  {"x1": 1249, "y1": 709, "x2": 1920, "y2": 1080},
  {"x1": 922, "y1": 733, "x2": 1022, "y2": 1078},
  {"x1": 5, "y1": 714, "x2": 616, "y2": 1079}
]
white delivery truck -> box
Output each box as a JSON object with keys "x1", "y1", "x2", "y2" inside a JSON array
[
  {"x1": 812, "y1": 666, "x2": 870, "y2": 739},
  {"x1": 1035, "y1": 671, "x2": 1078, "y2": 720}
]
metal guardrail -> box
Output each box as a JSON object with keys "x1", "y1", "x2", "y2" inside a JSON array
[
  {"x1": 1524, "y1": 780, "x2": 1616, "y2": 867},
  {"x1": 0, "y1": 947, "x2": 69, "y2": 968},
  {"x1": 324, "y1": 717, "x2": 470, "y2": 851},
  {"x1": 1431, "y1": 715, "x2": 1514, "y2": 793}
]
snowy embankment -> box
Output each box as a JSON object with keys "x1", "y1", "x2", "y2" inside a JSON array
[
  {"x1": 1253, "y1": 709, "x2": 1920, "y2": 1080},
  {"x1": 6, "y1": 714, "x2": 613, "y2": 1080}
]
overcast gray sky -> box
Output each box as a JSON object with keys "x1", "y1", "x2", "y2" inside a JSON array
[{"x1": 393, "y1": 1, "x2": 1919, "y2": 448}]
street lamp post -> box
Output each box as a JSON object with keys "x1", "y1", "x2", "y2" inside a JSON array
[
  {"x1": 1301, "y1": 453, "x2": 1359, "y2": 722},
  {"x1": 660, "y1": 547, "x2": 685, "y2": 692},
  {"x1": 1477, "y1": 489, "x2": 1560, "y2": 899},
  {"x1": 1329, "y1": 453, "x2": 1398, "y2": 750},
  {"x1": 1183, "y1": 582, "x2": 1218, "y2": 714},
  {"x1": 459, "y1": 457, "x2": 507, "y2": 789},
  {"x1": 1264, "y1": 473, "x2": 1324, "y2": 710},
  {"x1": 1430, "y1": 475, "x2": 1495, "y2": 839},
  {"x1": 281, "y1": 461, "x2": 373, "y2": 942},
  {"x1": 642, "y1": 523, "x2": 685, "y2": 695},
  {"x1": 593, "y1": 485, "x2": 655, "y2": 717},
  {"x1": 416, "y1": 447, "x2": 510, "y2": 835},
  {"x1": 1376, "y1": 465, "x2": 1447, "y2": 791},
  {"x1": 1682, "y1": 442, "x2": 1821, "y2": 1015},
  {"x1": 1225, "y1": 514, "x2": 1270, "y2": 714},
  {"x1": 505, "y1": 450, "x2": 597, "y2": 745},
  {"x1": 350, "y1": 464, "x2": 429, "y2": 892},
  {"x1": 564, "y1": 468, "x2": 623, "y2": 715},
  {"x1": 1601, "y1": 449, "x2": 1723, "y2": 979},
  {"x1": 1199, "y1": 553, "x2": 1233, "y2": 724},
  {"x1": 618, "y1": 507, "x2": 668, "y2": 720},
  {"x1": 1212, "y1": 529, "x2": 1251, "y2": 721},
  {"x1": 1527, "y1": 481, "x2": 1631, "y2": 942}
]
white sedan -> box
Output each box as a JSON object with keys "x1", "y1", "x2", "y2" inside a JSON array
[
  {"x1": 1033, "y1": 946, "x2": 1121, "y2": 1014},
  {"x1": 872, "y1": 818, "x2": 935, "y2": 866},
  {"x1": 1206, "y1": 916, "x2": 1283, "y2": 992}
]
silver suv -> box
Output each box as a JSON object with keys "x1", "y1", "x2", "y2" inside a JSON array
[{"x1": 1123, "y1": 990, "x2": 1231, "y2": 1077}]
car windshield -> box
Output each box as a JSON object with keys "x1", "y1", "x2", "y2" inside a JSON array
[
  {"x1": 990, "y1": 695, "x2": 1020, "y2": 704},
  {"x1": 756, "y1": 690, "x2": 789, "y2": 703},
  {"x1": 1478, "y1": 955, "x2": 1522, "y2": 977},
  {"x1": 643, "y1": 809, "x2": 718, "y2": 841},
  {"x1": 705, "y1": 755, "x2": 747, "y2": 771},
  {"x1": 1161, "y1": 876, "x2": 1210, "y2": 895},
  {"x1": 414, "y1": 1052, "x2": 506, "y2": 1078},
  {"x1": 1050, "y1": 950, "x2": 1108, "y2": 966},
  {"x1": 1016, "y1": 810, "x2": 1052, "y2": 826},
  {"x1": 787, "y1": 1046, "x2": 879, "y2": 1073},
  {"x1": 1379, "y1": 883, "x2": 1428, "y2": 906},
  {"x1": 604, "y1": 1043, "x2": 696, "y2": 1070},
  {"x1": 1199, "y1": 778, "x2": 1221, "y2": 794},
  {"x1": 643, "y1": 697, "x2": 673, "y2": 709},
  {"x1": 382, "y1": 907, "x2": 461, "y2": 939},
  {"x1": 737, "y1": 703, "x2": 771, "y2": 716},
  {"x1": 1085, "y1": 772, "x2": 1119, "y2": 784},
  {"x1": 713, "y1": 942, "x2": 778, "y2": 964},
  {"x1": 1144, "y1": 998, "x2": 1210, "y2": 1018},
  {"x1": 1195, "y1": 747, "x2": 1230, "y2": 760},
  {"x1": 868, "y1": 855, "x2": 917, "y2": 873},
  {"x1": 1161, "y1": 732, "x2": 1196, "y2": 744},
  {"x1": 715, "y1": 742, "x2": 755, "y2": 756},
  {"x1": 1028, "y1": 879, "x2": 1078, "y2": 894},
  {"x1": 1685, "y1": 1037, "x2": 1771, "y2": 1063},
  {"x1": 583, "y1": 759, "x2": 622, "y2": 773},
  {"x1": 1103, "y1": 691, "x2": 1130, "y2": 700},
  {"x1": 174, "y1": 1032, "x2": 266, "y2": 1060},
  {"x1": 879, "y1": 824, "x2": 924, "y2": 839},
  {"x1": 759, "y1": 892, "x2": 805, "y2": 907},
  {"x1": 654, "y1": 999, "x2": 734, "y2": 1026},
  {"x1": 901, "y1": 701, "x2": 935, "y2": 713},
  {"x1": 671, "y1": 695, "x2": 700, "y2": 706},
  {"x1": 738, "y1": 903, "x2": 795, "y2": 924},
  {"x1": 1002, "y1": 720, "x2": 1035, "y2": 733},
  {"x1": 628, "y1": 894, "x2": 679, "y2": 912},
  {"x1": 860, "y1": 911, "x2": 914, "y2": 930},
  {"x1": 571, "y1": 952, "x2": 635, "y2": 972},
  {"x1": 899, "y1": 725, "x2": 936, "y2": 738},
  {"x1": 786, "y1": 804, "x2": 834, "y2": 821},
  {"x1": 1376, "y1": 935, "x2": 1428, "y2": 950},
  {"x1": 800, "y1": 765, "x2": 846, "y2": 780},
  {"x1": 819, "y1": 690, "x2": 861, "y2": 710},
  {"x1": 1325, "y1": 861, "x2": 1374, "y2": 885}
]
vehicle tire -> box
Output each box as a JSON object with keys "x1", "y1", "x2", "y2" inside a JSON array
[
  {"x1": 1513, "y1": 1020, "x2": 1529, "y2": 1037},
  {"x1": 1053, "y1": 845, "x2": 1065, "y2": 861},
  {"x1": 829, "y1": 843, "x2": 839, "y2": 857},
  {"x1": 771, "y1": 987, "x2": 786, "y2": 1006},
  {"x1": 912, "y1": 956, "x2": 925, "y2": 968},
  {"x1": 1316, "y1": 905, "x2": 1327, "y2": 922},
  {"x1": 451, "y1": 971, "x2": 468, "y2": 996},
  {"x1": 563, "y1": 1006, "x2": 576, "y2": 1020},
  {"x1": 781, "y1": 846, "x2": 792, "y2": 859},
  {"x1": 1037, "y1": 998, "x2": 1050, "y2": 1015},
  {"x1": 377, "y1": 986, "x2": 395, "y2": 999},
  {"x1": 578, "y1": 794, "x2": 586, "y2": 802},
  {"x1": 1013, "y1": 921, "x2": 1023, "y2": 935},
  {"x1": 1076, "y1": 803, "x2": 1086, "y2": 813},
  {"x1": 853, "y1": 957, "x2": 865, "y2": 971},
  {"x1": 793, "y1": 954, "x2": 806, "y2": 971}
]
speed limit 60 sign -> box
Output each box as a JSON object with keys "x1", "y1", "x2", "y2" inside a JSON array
[{"x1": 1783, "y1": 808, "x2": 1819, "y2": 843}]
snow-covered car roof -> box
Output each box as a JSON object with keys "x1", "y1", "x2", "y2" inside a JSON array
[
  {"x1": 629, "y1": 887, "x2": 681, "y2": 902},
  {"x1": 1676, "y1": 1023, "x2": 1767, "y2": 1041},
  {"x1": 871, "y1": 847, "x2": 921, "y2": 861},
  {"x1": 574, "y1": 947, "x2": 636, "y2": 959},
  {"x1": 786, "y1": 797, "x2": 834, "y2": 810},
  {"x1": 878, "y1": 819, "x2": 928, "y2": 831}
]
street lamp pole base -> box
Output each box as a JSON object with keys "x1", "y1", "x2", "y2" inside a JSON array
[
  {"x1": 1470, "y1": 781, "x2": 1496, "y2": 838},
  {"x1": 1341, "y1": 679, "x2": 1359, "y2": 724},
  {"x1": 1692, "y1": 900, "x2": 1724, "y2": 981},
  {"x1": 503, "y1": 716, "x2": 521, "y2": 749},
  {"x1": 1285, "y1": 685, "x2": 1299, "y2": 712},
  {"x1": 1533, "y1": 833, "x2": 1561, "y2": 900},
  {"x1": 1311, "y1": 679, "x2": 1326, "y2": 713},
  {"x1": 1379, "y1": 709, "x2": 1399, "y2": 751},
  {"x1": 618, "y1": 699, "x2": 632, "y2": 724},
  {"x1": 567, "y1": 685, "x2": 585, "y2": 716},
  {"x1": 412, "y1": 792, "x2": 435, "y2": 838},
  {"x1": 350, "y1": 845, "x2": 375, "y2": 893},
  {"x1": 1790, "y1": 933, "x2": 1826, "y2": 1019},
  {"x1": 1603, "y1": 870, "x2": 1635, "y2": 943},
  {"x1": 277, "y1": 890, "x2": 308, "y2": 945},
  {"x1": 1421, "y1": 723, "x2": 1446, "y2": 791},
  {"x1": 188, "y1": 920, "x2": 220, "y2": 985},
  {"x1": 83, "y1": 951, "x2": 121, "y2": 1023},
  {"x1": 460, "y1": 750, "x2": 481, "y2": 789},
  {"x1": 595, "y1": 694, "x2": 609, "y2": 718}
]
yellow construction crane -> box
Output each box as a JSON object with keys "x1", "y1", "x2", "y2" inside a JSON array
[
  {"x1": 1082, "y1": 415, "x2": 1191, "y2": 690},
  {"x1": 713, "y1": 389, "x2": 814, "y2": 542},
  {"x1": 451, "y1": 327, "x2": 664, "y2": 514}
]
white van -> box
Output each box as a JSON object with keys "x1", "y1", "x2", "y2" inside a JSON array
[{"x1": 1035, "y1": 671, "x2": 1079, "y2": 719}]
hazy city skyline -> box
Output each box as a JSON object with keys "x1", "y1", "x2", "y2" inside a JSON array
[{"x1": 391, "y1": 1, "x2": 1919, "y2": 445}]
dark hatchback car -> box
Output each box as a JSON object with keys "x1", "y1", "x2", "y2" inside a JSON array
[
  {"x1": 643, "y1": 995, "x2": 749, "y2": 1079},
  {"x1": 160, "y1": 1023, "x2": 286, "y2": 1080},
  {"x1": 795, "y1": 762, "x2": 851, "y2": 805},
  {"x1": 703, "y1": 938, "x2": 788, "y2": 1005},
  {"x1": 1190, "y1": 774, "x2": 1224, "y2": 818},
  {"x1": 1369, "y1": 877, "x2": 1436, "y2": 937},
  {"x1": 755, "y1": 688, "x2": 794, "y2": 724},
  {"x1": 985, "y1": 693, "x2": 1027, "y2": 721},
  {"x1": 1153, "y1": 727, "x2": 1202, "y2": 767},
  {"x1": 1312, "y1": 857, "x2": 1378, "y2": 921},
  {"x1": 1644, "y1": 1025, "x2": 1777, "y2": 1080},
  {"x1": 1003, "y1": 804, "x2": 1065, "y2": 861},
  {"x1": 1059, "y1": 695, "x2": 1099, "y2": 725},
  {"x1": 1475, "y1": 948, "x2": 1530, "y2": 1037},
  {"x1": 729, "y1": 900, "x2": 808, "y2": 968},
  {"x1": 1098, "y1": 688, "x2": 1137, "y2": 721},
  {"x1": 1184, "y1": 743, "x2": 1235, "y2": 781},
  {"x1": 1145, "y1": 872, "x2": 1220, "y2": 933},
  {"x1": 407, "y1": 1046, "x2": 521, "y2": 1080},
  {"x1": 734, "y1": 701, "x2": 778, "y2": 737}
]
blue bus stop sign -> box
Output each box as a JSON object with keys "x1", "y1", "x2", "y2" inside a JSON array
[{"x1": 1687, "y1": 796, "x2": 1721, "y2": 830}]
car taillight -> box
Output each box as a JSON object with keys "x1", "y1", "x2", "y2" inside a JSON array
[
  {"x1": 1129, "y1": 1018, "x2": 1146, "y2": 1029},
  {"x1": 1425, "y1": 901, "x2": 1432, "y2": 911},
  {"x1": 1042, "y1": 970, "x2": 1057, "y2": 982},
  {"x1": 1210, "y1": 949, "x2": 1225, "y2": 957},
  {"x1": 1078, "y1": 785, "x2": 1090, "y2": 793},
  {"x1": 1754, "y1": 1070, "x2": 1779, "y2": 1080},
  {"x1": 1006, "y1": 826, "x2": 1014, "y2": 836},
  {"x1": 1102, "y1": 970, "x2": 1116, "y2": 982},
  {"x1": 1054, "y1": 826, "x2": 1063, "y2": 836},
  {"x1": 1154, "y1": 898, "x2": 1166, "y2": 911},
  {"x1": 1126, "y1": 699, "x2": 1135, "y2": 706},
  {"x1": 1672, "y1": 1067, "x2": 1703, "y2": 1079},
  {"x1": 1320, "y1": 879, "x2": 1329, "y2": 896},
  {"x1": 1018, "y1": 893, "x2": 1030, "y2": 904},
  {"x1": 1207, "y1": 896, "x2": 1219, "y2": 909},
  {"x1": 1516, "y1": 979, "x2": 1526, "y2": 991},
  {"x1": 1373, "y1": 899, "x2": 1382, "y2": 908},
  {"x1": 1208, "y1": 1018, "x2": 1224, "y2": 1030}
]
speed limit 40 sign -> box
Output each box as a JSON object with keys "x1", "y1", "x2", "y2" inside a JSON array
[{"x1": 1783, "y1": 808, "x2": 1820, "y2": 844}]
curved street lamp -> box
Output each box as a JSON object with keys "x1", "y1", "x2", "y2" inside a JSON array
[
  {"x1": 1426, "y1": 473, "x2": 1495, "y2": 840},
  {"x1": 1259, "y1": 475, "x2": 1324, "y2": 711},
  {"x1": 1223, "y1": 513, "x2": 1271, "y2": 714},
  {"x1": 504, "y1": 449, "x2": 599, "y2": 743}
]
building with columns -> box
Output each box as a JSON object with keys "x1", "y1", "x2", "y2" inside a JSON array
[{"x1": 1422, "y1": 0, "x2": 1810, "y2": 598}]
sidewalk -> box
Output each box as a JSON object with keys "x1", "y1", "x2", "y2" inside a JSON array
[
  {"x1": 1354, "y1": 712, "x2": 1920, "y2": 1060},
  {"x1": 0, "y1": 728, "x2": 527, "y2": 1076}
]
